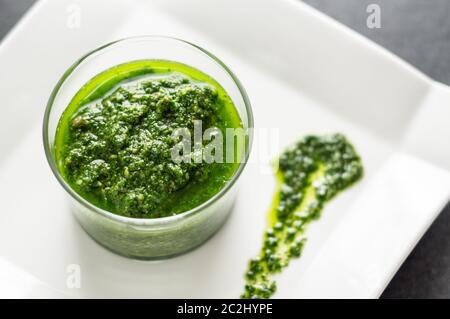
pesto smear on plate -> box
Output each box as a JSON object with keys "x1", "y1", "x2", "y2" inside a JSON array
[
  {"x1": 242, "y1": 134, "x2": 363, "y2": 299},
  {"x1": 55, "y1": 60, "x2": 243, "y2": 218}
]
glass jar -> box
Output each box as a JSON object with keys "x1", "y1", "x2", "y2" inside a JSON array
[{"x1": 43, "y1": 36, "x2": 253, "y2": 259}]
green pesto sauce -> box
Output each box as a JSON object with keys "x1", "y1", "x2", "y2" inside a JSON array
[
  {"x1": 241, "y1": 134, "x2": 363, "y2": 299},
  {"x1": 55, "y1": 60, "x2": 243, "y2": 218}
]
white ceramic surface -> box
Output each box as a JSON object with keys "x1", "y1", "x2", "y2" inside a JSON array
[{"x1": 0, "y1": 0, "x2": 449, "y2": 298}]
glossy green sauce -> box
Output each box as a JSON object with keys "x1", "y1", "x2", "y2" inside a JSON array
[
  {"x1": 241, "y1": 134, "x2": 363, "y2": 299},
  {"x1": 55, "y1": 60, "x2": 243, "y2": 218}
]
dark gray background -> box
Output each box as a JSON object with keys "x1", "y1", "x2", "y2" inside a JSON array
[{"x1": 1, "y1": 0, "x2": 449, "y2": 298}]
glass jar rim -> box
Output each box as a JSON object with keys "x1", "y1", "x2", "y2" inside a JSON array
[{"x1": 42, "y1": 35, "x2": 254, "y2": 227}]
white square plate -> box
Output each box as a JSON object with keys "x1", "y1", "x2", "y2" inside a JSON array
[{"x1": 1, "y1": 0, "x2": 450, "y2": 298}]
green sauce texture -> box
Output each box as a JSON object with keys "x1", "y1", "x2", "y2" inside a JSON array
[
  {"x1": 242, "y1": 134, "x2": 363, "y2": 299},
  {"x1": 55, "y1": 60, "x2": 243, "y2": 218}
]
